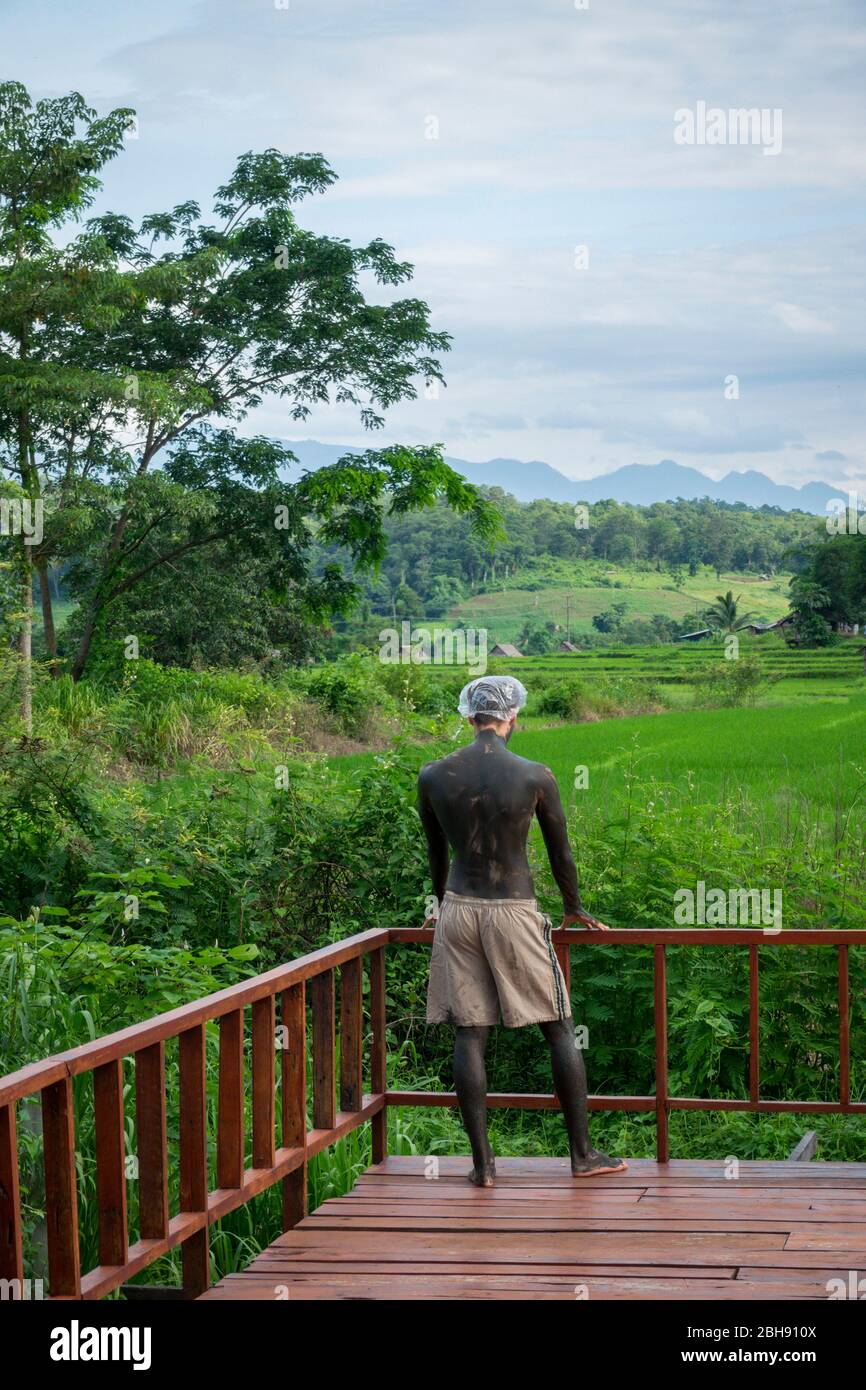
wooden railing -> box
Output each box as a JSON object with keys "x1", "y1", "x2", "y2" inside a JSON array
[
  {"x1": 0, "y1": 928, "x2": 388, "y2": 1301},
  {"x1": 0, "y1": 925, "x2": 863, "y2": 1299}
]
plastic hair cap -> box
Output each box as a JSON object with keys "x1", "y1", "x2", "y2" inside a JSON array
[{"x1": 457, "y1": 675, "x2": 528, "y2": 720}]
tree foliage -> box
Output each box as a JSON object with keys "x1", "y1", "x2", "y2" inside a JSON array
[{"x1": 0, "y1": 82, "x2": 502, "y2": 686}]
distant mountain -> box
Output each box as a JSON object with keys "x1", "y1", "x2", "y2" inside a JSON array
[{"x1": 277, "y1": 440, "x2": 846, "y2": 515}]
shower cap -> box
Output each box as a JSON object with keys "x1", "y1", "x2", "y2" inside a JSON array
[{"x1": 457, "y1": 675, "x2": 528, "y2": 720}]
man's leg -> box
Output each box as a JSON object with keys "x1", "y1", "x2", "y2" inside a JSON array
[
  {"x1": 453, "y1": 1025, "x2": 496, "y2": 1186},
  {"x1": 540, "y1": 1018, "x2": 627, "y2": 1176}
]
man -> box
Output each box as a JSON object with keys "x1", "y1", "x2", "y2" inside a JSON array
[{"x1": 418, "y1": 674, "x2": 627, "y2": 1186}]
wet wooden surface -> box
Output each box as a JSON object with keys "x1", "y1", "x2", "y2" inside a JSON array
[{"x1": 199, "y1": 1156, "x2": 866, "y2": 1301}]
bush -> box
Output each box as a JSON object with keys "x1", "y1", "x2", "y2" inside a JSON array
[
  {"x1": 33, "y1": 661, "x2": 291, "y2": 766},
  {"x1": 0, "y1": 911, "x2": 259, "y2": 1072},
  {"x1": 305, "y1": 655, "x2": 382, "y2": 733},
  {"x1": 691, "y1": 656, "x2": 775, "y2": 708},
  {"x1": 787, "y1": 612, "x2": 837, "y2": 648},
  {"x1": 536, "y1": 676, "x2": 664, "y2": 722},
  {"x1": 537, "y1": 679, "x2": 592, "y2": 720},
  {"x1": 375, "y1": 660, "x2": 456, "y2": 716}
]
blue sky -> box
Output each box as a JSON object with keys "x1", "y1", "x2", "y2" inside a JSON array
[{"x1": 2, "y1": 0, "x2": 864, "y2": 489}]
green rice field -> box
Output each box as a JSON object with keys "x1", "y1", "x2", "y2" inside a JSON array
[
  {"x1": 429, "y1": 637, "x2": 866, "y2": 708},
  {"x1": 512, "y1": 696, "x2": 866, "y2": 824}
]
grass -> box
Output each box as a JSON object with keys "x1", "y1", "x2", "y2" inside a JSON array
[
  {"x1": 328, "y1": 649, "x2": 866, "y2": 792},
  {"x1": 441, "y1": 640, "x2": 866, "y2": 711},
  {"x1": 7, "y1": 638, "x2": 865, "y2": 1288},
  {"x1": 510, "y1": 695, "x2": 866, "y2": 821},
  {"x1": 448, "y1": 566, "x2": 792, "y2": 643}
]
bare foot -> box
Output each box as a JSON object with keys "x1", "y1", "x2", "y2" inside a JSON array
[
  {"x1": 468, "y1": 1158, "x2": 496, "y2": 1187},
  {"x1": 571, "y1": 1148, "x2": 628, "y2": 1178}
]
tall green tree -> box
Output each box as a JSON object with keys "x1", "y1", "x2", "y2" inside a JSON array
[
  {"x1": 785, "y1": 534, "x2": 866, "y2": 643},
  {"x1": 61, "y1": 144, "x2": 484, "y2": 679},
  {"x1": 0, "y1": 82, "x2": 134, "y2": 727},
  {"x1": 786, "y1": 576, "x2": 834, "y2": 646},
  {"x1": 62, "y1": 437, "x2": 500, "y2": 669},
  {"x1": 0, "y1": 82, "x2": 500, "y2": 692}
]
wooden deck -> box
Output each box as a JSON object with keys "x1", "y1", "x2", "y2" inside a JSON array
[
  {"x1": 3, "y1": 927, "x2": 862, "y2": 1301},
  {"x1": 200, "y1": 1156, "x2": 866, "y2": 1301}
]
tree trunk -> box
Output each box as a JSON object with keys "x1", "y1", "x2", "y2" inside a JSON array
[
  {"x1": 37, "y1": 560, "x2": 60, "y2": 677},
  {"x1": 70, "y1": 604, "x2": 99, "y2": 682},
  {"x1": 19, "y1": 543, "x2": 33, "y2": 735}
]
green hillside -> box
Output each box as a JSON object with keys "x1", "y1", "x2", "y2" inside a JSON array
[{"x1": 447, "y1": 566, "x2": 791, "y2": 645}]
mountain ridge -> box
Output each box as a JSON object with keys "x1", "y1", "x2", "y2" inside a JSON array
[{"x1": 278, "y1": 440, "x2": 845, "y2": 515}]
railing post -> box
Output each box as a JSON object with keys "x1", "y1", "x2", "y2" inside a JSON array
[
  {"x1": 217, "y1": 1011, "x2": 244, "y2": 1189},
  {"x1": 748, "y1": 944, "x2": 760, "y2": 1102},
  {"x1": 0, "y1": 1102, "x2": 23, "y2": 1286},
  {"x1": 281, "y1": 982, "x2": 307, "y2": 1230},
  {"x1": 42, "y1": 1077, "x2": 81, "y2": 1297},
  {"x1": 370, "y1": 947, "x2": 387, "y2": 1163},
  {"x1": 839, "y1": 944, "x2": 850, "y2": 1107},
  {"x1": 653, "y1": 944, "x2": 669, "y2": 1162},
  {"x1": 93, "y1": 1059, "x2": 128, "y2": 1268},
  {"x1": 252, "y1": 996, "x2": 276, "y2": 1169},
  {"x1": 340, "y1": 957, "x2": 363, "y2": 1112},
  {"x1": 310, "y1": 970, "x2": 336, "y2": 1131},
  {"x1": 179, "y1": 1024, "x2": 209, "y2": 1296},
  {"x1": 135, "y1": 1042, "x2": 169, "y2": 1240}
]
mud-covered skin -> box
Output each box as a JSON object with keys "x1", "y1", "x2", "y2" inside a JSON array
[
  {"x1": 418, "y1": 724, "x2": 627, "y2": 1182},
  {"x1": 417, "y1": 727, "x2": 582, "y2": 912}
]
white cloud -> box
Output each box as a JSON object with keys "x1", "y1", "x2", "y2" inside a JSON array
[
  {"x1": 772, "y1": 302, "x2": 834, "y2": 335},
  {"x1": 3, "y1": 0, "x2": 861, "y2": 485}
]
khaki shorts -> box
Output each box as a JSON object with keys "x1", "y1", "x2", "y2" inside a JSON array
[{"x1": 426, "y1": 892, "x2": 571, "y2": 1029}]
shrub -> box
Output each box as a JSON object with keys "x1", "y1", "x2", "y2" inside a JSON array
[
  {"x1": 375, "y1": 660, "x2": 455, "y2": 716},
  {"x1": 691, "y1": 656, "x2": 775, "y2": 708},
  {"x1": 537, "y1": 679, "x2": 591, "y2": 720},
  {"x1": 0, "y1": 911, "x2": 259, "y2": 1071},
  {"x1": 305, "y1": 655, "x2": 381, "y2": 733},
  {"x1": 536, "y1": 676, "x2": 665, "y2": 722}
]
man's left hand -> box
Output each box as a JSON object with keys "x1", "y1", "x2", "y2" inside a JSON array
[{"x1": 561, "y1": 909, "x2": 610, "y2": 931}]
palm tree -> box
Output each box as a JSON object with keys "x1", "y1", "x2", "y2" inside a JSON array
[{"x1": 705, "y1": 590, "x2": 757, "y2": 633}]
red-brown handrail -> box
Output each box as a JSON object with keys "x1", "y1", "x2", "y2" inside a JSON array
[
  {"x1": 391, "y1": 929, "x2": 866, "y2": 1167},
  {"x1": 0, "y1": 928, "x2": 388, "y2": 1301},
  {"x1": 0, "y1": 926, "x2": 862, "y2": 1300}
]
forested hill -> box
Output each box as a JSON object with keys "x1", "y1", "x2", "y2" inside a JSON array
[{"x1": 320, "y1": 490, "x2": 821, "y2": 627}]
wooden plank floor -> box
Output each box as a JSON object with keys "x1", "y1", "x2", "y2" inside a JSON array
[{"x1": 200, "y1": 1156, "x2": 866, "y2": 1301}]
